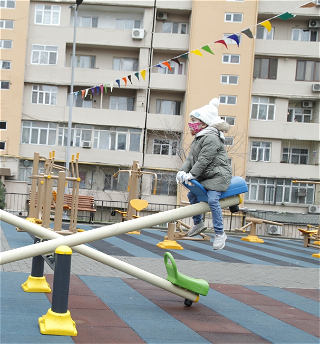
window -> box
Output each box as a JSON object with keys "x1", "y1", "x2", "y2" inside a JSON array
[
  {"x1": 282, "y1": 148, "x2": 308, "y2": 164},
  {"x1": 0, "y1": 0, "x2": 15, "y2": 8},
  {"x1": 21, "y1": 121, "x2": 57, "y2": 146},
  {"x1": 0, "y1": 141, "x2": 5, "y2": 150},
  {"x1": 58, "y1": 123, "x2": 91, "y2": 148},
  {"x1": 251, "y1": 97, "x2": 275, "y2": 121},
  {"x1": 153, "y1": 139, "x2": 178, "y2": 155},
  {"x1": 113, "y1": 57, "x2": 138, "y2": 71},
  {"x1": 275, "y1": 180, "x2": 314, "y2": 205},
  {"x1": 250, "y1": 141, "x2": 271, "y2": 162},
  {"x1": 0, "y1": 40, "x2": 12, "y2": 49},
  {"x1": 0, "y1": 60, "x2": 11, "y2": 69},
  {"x1": 0, "y1": 20, "x2": 14, "y2": 29},
  {"x1": 256, "y1": 27, "x2": 274, "y2": 40},
  {"x1": 225, "y1": 137, "x2": 234, "y2": 146},
  {"x1": 129, "y1": 128, "x2": 141, "y2": 152},
  {"x1": 74, "y1": 55, "x2": 96, "y2": 69},
  {"x1": 31, "y1": 45, "x2": 58, "y2": 65},
  {"x1": 162, "y1": 22, "x2": 188, "y2": 34},
  {"x1": 31, "y1": 85, "x2": 57, "y2": 105},
  {"x1": 0, "y1": 121, "x2": 7, "y2": 130},
  {"x1": 35, "y1": 4, "x2": 60, "y2": 25},
  {"x1": 296, "y1": 60, "x2": 320, "y2": 81},
  {"x1": 287, "y1": 108, "x2": 312, "y2": 123},
  {"x1": 225, "y1": 13, "x2": 243, "y2": 22},
  {"x1": 116, "y1": 19, "x2": 140, "y2": 30},
  {"x1": 221, "y1": 75, "x2": 238, "y2": 85},
  {"x1": 75, "y1": 94, "x2": 92, "y2": 108},
  {"x1": 76, "y1": 16, "x2": 98, "y2": 28},
  {"x1": 109, "y1": 96, "x2": 134, "y2": 111},
  {"x1": 245, "y1": 177, "x2": 275, "y2": 203},
  {"x1": 158, "y1": 60, "x2": 185, "y2": 75},
  {"x1": 292, "y1": 29, "x2": 318, "y2": 42},
  {"x1": 152, "y1": 173, "x2": 177, "y2": 196},
  {"x1": 0, "y1": 81, "x2": 9, "y2": 89},
  {"x1": 222, "y1": 54, "x2": 240, "y2": 64},
  {"x1": 223, "y1": 34, "x2": 242, "y2": 44},
  {"x1": 156, "y1": 100, "x2": 181, "y2": 115},
  {"x1": 220, "y1": 116, "x2": 235, "y2": 125},
  {"x1": 253, "y1": 58, "x2": 278, "y2": 79},
  {"x1": 219, "y1": 95, "x2": 237, "y2": 105}
]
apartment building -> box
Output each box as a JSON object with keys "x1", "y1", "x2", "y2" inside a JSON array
[{"x1": 1, "y1": 0, "x2": 319, "y2": 215}]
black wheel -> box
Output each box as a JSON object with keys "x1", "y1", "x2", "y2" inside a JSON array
[{"x1": 184, "y1": 299, "x2": 193, "y2": 307}]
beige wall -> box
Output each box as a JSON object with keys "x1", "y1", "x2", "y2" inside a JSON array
[{"x1": 0, "y1": 0, "x2": 30, "y2": 156}]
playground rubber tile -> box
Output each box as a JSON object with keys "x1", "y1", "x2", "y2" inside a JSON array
[
  {"x1": 196, "y1": 331, "x2": 271, "y2": 344},
  {"x1": 284, "y1": 287, "x2": 320, "y2": 302},
  {"x1": 89, "y1": 239, "x2": 134, "y2": 257},
  {"x1": 46, "y1": 293, "x2": 110, "y2": 310}
]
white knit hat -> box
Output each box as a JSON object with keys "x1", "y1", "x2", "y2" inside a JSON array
[{"x1": 189, "y1": 98, "x2": 223, "y2": 127}]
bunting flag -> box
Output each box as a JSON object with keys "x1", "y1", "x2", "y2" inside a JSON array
[
  {"x1": 201, "y1": 45, "x2": 214, "y2": 55},
  {"x1": 82, "y1": 90, "x2": 85, "y2": 98},
  {"x1": 214, "y1": 39, "x2": 228, "y2": 49},
  {"x1": 162, "y1": 61, "x2": 172, "y2": 71},
  {"x1": 122, "y1": 77, "x2": 127, "y2": 87},
  {"x1": 191, "y1": 49, "x2": 203, "y2": 57},
  {"x1": 85, "y1": 89, "x2": 88, "y2": 97},
  {"x1": 227, "y1": 34, "x2": 240, "y2": 47},
  {"x1": 104, "y1": 84, "x2": 107, "y2": 93},
  {"x1": 110, "y1": 82, "x2": 113, "y2": 92},
  {"x1": 260, "y1": 20, "x2": 272, "y2": 32},
  {"x1": 180, "y1": 53, "x2": 188, "y2": 59},
  {"x1": 171, "y1": 57, "x2": 181, "y2": 65},
  {"x1": 134, "y1": 72, "x2": 140, "y2": 80},
  {"x1": 95, "y1": 86, "x2": 100, "y2": 95},
  {"x1": 300, "y1": 2, "x2": 316, "y2": 7},
  {"x1": 241, "y1": 28, "x2": 254, "y2": 39},
  {"x1": 116, "y1": 79, "x2": 120, "y2": 88},
  {"x1": 128, "y1": 75, "x2": 132, "y2": 84},
  {"x1": 140, "y1": 69, "x2": 146, "y2": 80},
  {"x1": 91, "y1": 87, "x2": 95, "y2": 95},
  {"x1": 155, "y1": 64, "x2": 163, "y2": 68},
  {"x1": 75, "y1": 92, "x2": 78, "y2": 100},
  {"x1": 100, "y1": 84, "x2": 104, "y2": 94},
  {"x1": 278, "y1": 12, "x2": 296, "y2": 20}
]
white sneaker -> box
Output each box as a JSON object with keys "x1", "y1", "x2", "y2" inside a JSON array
[
  {"x1": 213, "y1": 232, "x2": 227, "y2": 250},
  {"x1": 187, "y1": 221, "x2": 207, "y2": 237}
]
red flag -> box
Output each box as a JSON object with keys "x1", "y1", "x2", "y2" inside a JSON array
[{"x1": 214, "y1": 39, "x2": 228, "y2": 49}]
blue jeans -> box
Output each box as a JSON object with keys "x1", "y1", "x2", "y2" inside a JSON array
[{"x1": 187, "y1": 190, "x2": 224, "y2": 234}]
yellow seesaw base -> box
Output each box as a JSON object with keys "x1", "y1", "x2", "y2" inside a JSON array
[
  {"x1": 157, "y1": 240, "x2": 183, "y2": 250},
  {"x1": 39, "y1": 308, "x2": 77, "y2": 336},
  {"x1": 241, "y1": 235, "x2": 264, "y2": 243},
  {"x1": 127, "y1": 231, "x2": 141, "y2": 235},
  {"x1": 21, "y1": 276, "x2": 51, "y2": 293},
  {"x1": 311, "y1": 252, "x2": 320, "y2": 259}
]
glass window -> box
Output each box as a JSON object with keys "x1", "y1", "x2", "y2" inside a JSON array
[
  {"x1": 292, "y1": 29, "x2": 318, "y2": 42},
  {"x1": 296, "y1": 60, "x2": 320, "y2": 81},
  {"x1": 153, "y1": 139, "x2": 178, "y2": 155},
  {"x1": 21, "y1": 121, "x2": 57, "y2": 146},
  {"x1": 35, "y1": 4, "x2": 60, "y2": 25},
  {"x1": 31, "y1": 45, "x2": 58, "y2": 65},
  {"x1": 0, "y1": 0, "x2": 15, "y2": 8},
  {"x1": 220, "y1": 116, "x2": 236, "y2": 125},
  {"x1": 109, "y1": 96, "x2": 135, "y2": 111},
  {"x1": 113, "y1": 57, "x2": 138, "y2": 71},
  {"x1": 225, "y1": 13, "x2": 243, "y2": 22},
  {"x1": 282, "y1": 148, "x2": 308, "y2": 165},
  {"x1": 156, "y1": 100, "x2": 181, "y2": 115},
  {"x1": 250, "y1": 141, "x2": 271, "y2": 162},
  {"x1": 116, "y1": 19, "x2": 140, "y2": 29},
  {"x1": 0, "y1": 20, "x2": 14, "y2": 29},
  {"x1": 31, "y1": 85, "x2": 57, "y2": 105},
  {"x1": 219, "y1": 95, "x2": 237, "y2": 105},
  {"x1": 256, "y1": 26, "x2": 274, "y2": 40},
  {"x1": 223, "y1": 33, "x2": 242, "y2": 45},
  {"x1": 0, "y1": 81, "x2": 9, "y2": 89},
  {"x1": 253, "y1": 58, "x2": 278, "y2": 79},
  {"x1": 162, "y1": 22, "x2": 188, "y2": 34},
  {"x1": 287, "y1": 108, "x2": 312, "y2": 123},
  {"x1": 74, "y1": 55, "x2": 96, "y2": 69},
  {"x1": 158, "y1": 60, "x2": 185, "y2": 75},
  {"x1": 0, "y1": 40, "x2": 12, "y2": 49},
  {"x1": 0, "y1": 60, "x2": 11, "y2": 69},
  {"x1": 251, "y1": 97, "x2": 275, "y2": 121},
  {"x1": 222, "y1": 54, "x2": 240, "y2": 64},
  {"x1": 220, "y1": 75, "x2": 238, "y2": 84}
]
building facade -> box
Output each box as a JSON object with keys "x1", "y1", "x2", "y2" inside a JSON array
[{"x1": 1, "y1": 0, "x2": 319, "y2": 214}]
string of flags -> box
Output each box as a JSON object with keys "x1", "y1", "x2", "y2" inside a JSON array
[{"x1": 72, "y1": 1, "x2": 317, "y2": 100}]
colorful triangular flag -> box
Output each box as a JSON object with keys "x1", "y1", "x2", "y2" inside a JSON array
[
  {"x1": 128, "y1": 75, "x2": 132, "y2": 84},
  {"x1": 191, "y1": 49, "x2": 203, "y2": 57},
  {"x1": 300, "y1": 2, "x2": 316, "y2": 7},
  {"x1": 278, "y1": 12, "x2": 296, "y2": 20},
  {"x1": 241, "y1": 28, "x2": 253, "y2": 39},
  {"x1": 214, "y1": 39, "x2": 228, "y2": 49},
  {"x1": 162, "y1": 61, "x2": 172, "y2": 71},
  {"x1": 91, "y1": 87, "x2": 95, "y2": 95},
  {"x1": 100, "y1": 85, "x2": 104, "y2": 94},
  {"x1": 110, "y1": 82, "x2": 113, "y2": 92},
  {"x1": 171, "y1": 58, "x2": 181, "y2": 65},
  {"x1": 122, "y1": 77, "x2": 127, "y2": 87},
  {"x1": 95, "y1": 86, "x2": 100, "y2": 95},
  {"x1": 104, "y1": 84, "x2": 107, "y2": 93},
  {"x1": 115, "y1": 79, "x2": 120, "y2": 88},
  {"x1": 134, "y1": 72, "x2": 140, "y2": 80},
  {"x1": 227, "y1": 34, "x2": 240, "y2": 47},
  {"x1": 155, "y1": 64, "x2": 163, "y2": 68},
  {"x1": 201, "y1": 45, "x2": 214, "y2": 54},
  {"x1": 140, "y1": 69, "x2": 146, "y2": 80},
  {"x1": 180, "y1": 53, "x2": 188, "y2": 59},
  {"x1": 82, "y1": 90, "x2": 85, "y2": 98},
  {"x1": 85, "y1": 89, "x2": 89, "y2": 97},
  {"x1": 260, "y1": 20, "x2": 272, "y2": 32}
]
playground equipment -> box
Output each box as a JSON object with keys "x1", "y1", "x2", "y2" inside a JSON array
[{"x1": 157, "y1": 176, "x2": 248, "y2": 249}]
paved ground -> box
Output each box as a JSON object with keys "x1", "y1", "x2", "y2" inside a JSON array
[{"x1": 1, "y1": 220, "x2": 319, "y2": 344}]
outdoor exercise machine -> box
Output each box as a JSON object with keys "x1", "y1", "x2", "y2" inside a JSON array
[
  {"x1": 157, "y1": 176, "x2": 248, "y2": 249},
  {"x1": 113, "y1": 160, "x2": 157, "y2": 234}
]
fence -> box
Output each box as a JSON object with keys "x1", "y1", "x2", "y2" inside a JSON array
[{"x1": 3, "y1": 192, "x2": 317, "y2": 240}]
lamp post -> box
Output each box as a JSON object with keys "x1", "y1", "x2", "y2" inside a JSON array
[{"x1": 66, "y1": 0, "x2": 83, "y2": 192}]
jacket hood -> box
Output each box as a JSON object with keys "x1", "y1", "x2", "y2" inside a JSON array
[
  {"x1": 211, "y1": 121, "x2": 230, "y2": 132},
  {"x1": 195, "y1": 126, "x2": 226, "y2": 142}
]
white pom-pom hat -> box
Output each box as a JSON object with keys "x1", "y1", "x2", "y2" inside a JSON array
[{"x1": 189, "y1": 98, "x2": 224, "y2": 127}]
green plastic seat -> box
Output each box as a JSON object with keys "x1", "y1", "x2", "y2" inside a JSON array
[{"x1": 164, "y1": 252, "x2": 209, "y2": 296}]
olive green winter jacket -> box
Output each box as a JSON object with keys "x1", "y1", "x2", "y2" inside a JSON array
[{"x1": 180, "y1": 127, "x2": 232, "y2": 192}]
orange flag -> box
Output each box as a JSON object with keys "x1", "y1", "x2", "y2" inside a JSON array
[
  {"x1": 81, "y1": 90, "x2": 85, "y2": 98},
  {"x1": 162, "y1": 61, "x2": 172, "y2": 71},
  {"x1": 122, "y1": 77, "x2": 127, "y2": 87}
]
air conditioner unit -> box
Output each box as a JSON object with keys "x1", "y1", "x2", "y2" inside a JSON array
[
  {"x1": 296, "y1": 188, "x2": 307, "y2": 197},
  {"x1": 309, "y1": 19, "x2": 320, "y2": 28},
  {"x1": 132, "y1": 28, "x2": 144, "y2": 39},
  {"x1": 302, "y1": 101, "x2": 313, "y2": 108},
  {"x1": 82, "y1": 141, "x2": 91, "y2": 148},
  {"x1": 84, "y1": 94, "x2": 93, "y2": 100},
  {"x1": 312, "y1": 83, "x2": 320, "y2": 92},
  {"x1": 157, "y1": 12, "x2": 168, "y2": 20},
  {"x1": 267, "y1": 224, "x2": 283, "y2": 235},
  {"x1": 308, "y1": 205, "x2": 320, "y2": 214}
]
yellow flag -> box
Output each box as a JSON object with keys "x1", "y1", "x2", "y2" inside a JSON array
[
  {"x1": 140, "y1": 69, "x2": 146, "y2": 80},
  {"x1": 261, "y1": 20, "x2": 272, "y2": 32},
  {"x1": 190, "y1": 49, "x2": 203, "y2": 57}
]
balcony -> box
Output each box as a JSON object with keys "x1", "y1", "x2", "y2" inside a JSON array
[
  {"x1": 153, "y1": 32, "x2": 189, "y2": 51},
  {"x1": 150, "y1": 73, "x2": 187, "y2": 91},
  {"x1": 143, "y1": 153, "x2": 181, "y2": 170},
  {"x1": 147, "y1": 113, "x2": 184, "y2": 132}
]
